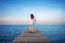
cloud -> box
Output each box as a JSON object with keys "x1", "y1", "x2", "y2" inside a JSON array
[{"x1": 0, "y1": 17, "x2": 28, "y2": 25}]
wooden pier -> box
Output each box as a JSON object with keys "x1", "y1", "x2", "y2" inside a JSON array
[{"x1": 12, "y1": 29, "x2": 51, "y2": 43}]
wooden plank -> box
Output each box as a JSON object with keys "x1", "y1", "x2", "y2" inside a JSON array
[{"x1": 12, "y1": 29, "x2": 51, "y2": 43}]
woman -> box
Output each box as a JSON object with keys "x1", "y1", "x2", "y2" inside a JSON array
[{"x1": 29, "y1": 14, "x2": 36, "y2": 32}]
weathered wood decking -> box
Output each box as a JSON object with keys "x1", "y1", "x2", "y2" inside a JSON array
[{"x1": 12, "y1": 29, "x2": 51, "y2": 43}]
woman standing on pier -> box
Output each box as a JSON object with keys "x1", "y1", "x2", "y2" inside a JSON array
[{"x1": 29, "y1": 14, "x2": 36, "y2": 32}]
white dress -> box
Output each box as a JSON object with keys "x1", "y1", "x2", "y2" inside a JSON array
[
  {"x1": 29, "y1": 18, "x2": 35, "y2": 25},
  {"x1": 29, "y1": 18, "x2": 36, "y2": 32}
]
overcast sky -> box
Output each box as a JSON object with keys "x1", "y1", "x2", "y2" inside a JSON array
[{"x1": 0, "y1": 0, "x2": 65, "y2": 25}]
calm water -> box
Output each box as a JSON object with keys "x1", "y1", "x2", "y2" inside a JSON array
[{"x1": 0, "y1": 25, "x2": 65, "y2": 43}]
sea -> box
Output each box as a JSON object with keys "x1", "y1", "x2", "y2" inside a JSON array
[{"x1": 0, "y1": 25, "x2": 65, "y2": 43}]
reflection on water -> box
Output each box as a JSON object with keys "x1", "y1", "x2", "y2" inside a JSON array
[{"x1": 0, "y1": 25, "x2": 65, "y2": 43}]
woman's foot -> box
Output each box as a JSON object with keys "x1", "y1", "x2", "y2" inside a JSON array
[{"x1": 29, "y1": 28, "x2": 35, "y2": 33}]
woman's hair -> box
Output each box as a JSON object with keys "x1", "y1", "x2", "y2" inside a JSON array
[{"x1": 30, "y1": 14, "x2": 34, "y2": 20}]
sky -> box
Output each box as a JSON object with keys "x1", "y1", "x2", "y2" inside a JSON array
[{"x1": 0, "y1": 0, "x2": 65, "y2": 25}]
